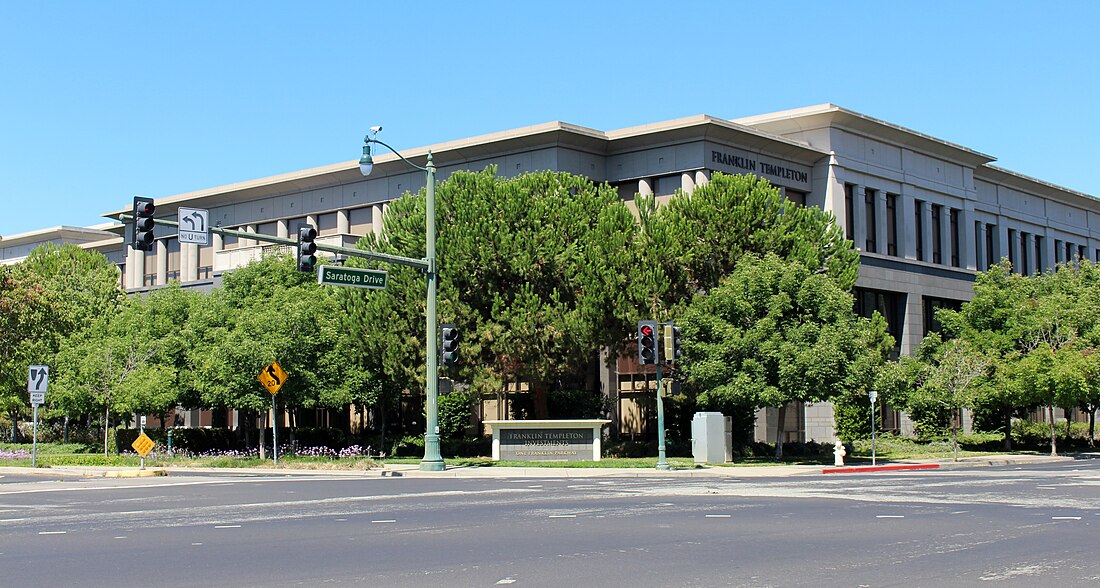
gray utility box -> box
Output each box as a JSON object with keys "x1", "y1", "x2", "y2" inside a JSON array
[{"x1": 692, "y1": 412, "x2": 732, "y2": 464}]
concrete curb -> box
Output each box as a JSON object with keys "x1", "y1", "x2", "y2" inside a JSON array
[{"x1": 823, "y1": 463, "x2": 940, "y2": 474}]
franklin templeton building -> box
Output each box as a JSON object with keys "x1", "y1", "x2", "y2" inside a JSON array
[{"x1": 3, "y1": 104, "x2": 1097, "y2": 441}]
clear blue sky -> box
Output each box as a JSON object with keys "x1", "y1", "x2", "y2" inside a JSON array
[{"x1": 2, "y1": 1, "x2": 1097, "y2": 236}]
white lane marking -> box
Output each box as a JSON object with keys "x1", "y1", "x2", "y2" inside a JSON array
[
  {"x1": 496, "y1": 579, "x2": 517, "y2": 585},
  {"x1": 114, "y1": 536, "x2": 126, "y2": 539},
  {"x1": 656, "y1": 503, "x2": 675, "y2": 507},
  {"x1": 1052, "y1": 516, "x2": 1081, "y2": 520},
  {"x1": 117, "y1": 511, "x2": 144, "y2": 515},
  {"x1": 951, "y1": 511, "x2": 969, "y2": 515},
  {"x1": 371, "y1": 520, "x2": 396, "y2": 524},
  {"x1": 0, "y1": 518, "x2": 26, "y2": 522},
  {"x1": 38, "y1": 531, "x2": 67, "y2": 535},
  {"x1": 191, "y1": 543, "x2": 202, "y2": 546},
  {"x1": 548, "y1": 514, "x2": 577, "y2": 519},
  {"x1": 704, "y1": 514, "x2": 731, "y2": 518},
  {"x1": 335, "y1": 518, "x2": 347, "y2": 522},
  {"x1": 1036, "y1": 486, "x2": 1057, "y2": 490},
  {"x1": 214, "y1": 525, "x2": 241, "y2": 529},
  {"x1": 876, "y1": 515, "x2": 905, "y2": 518},
  {"x1": 527, "y1": 485, "x2": 543, "y2": 489}
]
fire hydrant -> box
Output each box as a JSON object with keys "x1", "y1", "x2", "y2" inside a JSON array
[{"x1": 833, "y1": 439, "x2": 846, "y2": 466}]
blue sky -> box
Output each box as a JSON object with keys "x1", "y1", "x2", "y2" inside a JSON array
[{"x1": 2, "y1": 1, "x2": 1097, "y2": 236}]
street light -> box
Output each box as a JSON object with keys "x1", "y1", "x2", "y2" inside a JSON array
[
  {"x1": 360, "y1": 129, "x2": 444, "y2": 472},
  {"x1": 869, "y1": 389, "x2": 879, "y2": 466}
]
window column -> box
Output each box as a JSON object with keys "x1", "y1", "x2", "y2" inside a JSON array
[
  {"x1": 901, "y1": 188, "x2": 917, "y2": 260},
  {"x1": 337, "y1": 209, "x2": 350, "y2": 234},
  {"x1": 995, "y1": 223, "x2": 1009, "y2": 267},
  {"x1": 960, "y1": 207, "x2": 976, "y2": 270},
  {"x1": 277, "y1": 219, "x2": 289, "y2": 239},
  {"x1": 638, "y1": 178, "x2": 654, "y2": 197},
  {"x1": 1011, "y1": 230, "x2": 1023, "y2": 273},
  {"x1": 695, "y1": 170, "x2": 710, "y2": 188},
  {"x1": 1023, "y1": 233, "x2": 1035, "y2": 275},
  {"x1": 182, "y1": 242, "x2": 199, "y2": 282},
  {"x1": 938, "y1": 206, "x2": 952, "y2": 266}
]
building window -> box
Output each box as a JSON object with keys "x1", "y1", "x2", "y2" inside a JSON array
[
  {"x1": 886, "y1": 194, "x2": 898, "y2": 256},
  {"x1": 1007, "y1": 229, "x2": 1017, "y2": 268},
  {"x1": 865, "y1": 188, "x2": 877, "y2": 254},
  {"x1": 985, "y1": 223, "x2": 996, "y2": 269},
  {"x1": 1079, "y1": 245, "x2": 1087, "y2": 262},
  {"x1": 1066, "y1": 241, "x2": 1073, "y2": 263},
  {"x1": 915, "y1": 200, "x2": 925, "y2": 262},
  {"x1": 931, "y1": 205, "x2": 943, "y2": 264},
  {"x1": 1020, "y1": 232, "x2": 1030, "y2": 275},
  {"x1": 844, "y1": 184, "x2": 855, "y2": 241},
  {"x1": 923, "y1": 297, "x2": 963, "y2": 337},
  {"x1": 786, "y1": 189, "x2": 807, "y2": 207},
  {"x1": 1035, "y1": 236, "x2": 1044, "y2": 273},
  {"x1": 949, "y1": 209, "x2": 960, "y2": 267},
  {"x1": 854, "y1": 288, "x2": 906, "y2": 357}
]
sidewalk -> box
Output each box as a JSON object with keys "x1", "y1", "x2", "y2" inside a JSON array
[{"x1": 0, "y1": 454, "x2": 1074, "y2": 480}]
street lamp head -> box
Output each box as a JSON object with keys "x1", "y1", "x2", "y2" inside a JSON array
[
  {"x1": 359, "y1": 140, "x2": 374, "y2": 177},
  {"x1": 370, "y1": 125, "x2": 383, "y2": 134}
]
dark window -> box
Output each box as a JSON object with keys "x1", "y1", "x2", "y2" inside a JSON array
[
  {"x1": 949, "y1": 209, "x2": 960, "y2": 267},
  {"x1": 985, "y1": 223, "x2": 996, "y2": 269},
  {"x1": 865, "y1": 189, "x2": 877, "y2": 253},
  {"x1": 1007, "y1": 229, "x2": 1017, "y2": 269},
  {"x1": 786, "y1": 189, "x2": 807, "y2": 207},
  {"x1": 974, "y1": 221, "x2": 984, "y2": 270},
  {"x1": 1066, "y1": 241, "x2": 1073, "y2": 263},
  {"x1": 854, "y1": 288, "x2": 906, "y2": 357},
  {"x1": 886, "y1": 194, "x2": 898, "y2": 256},
  {"x1": 1079, "y1": 245, "x2": 1087, "y2": 262},
  {"x1": 915, "y1": 200, "x2": 925, "y2": 261},
  {"x1": 923, "y1": 297, "x2": 963, "y2": 337},
  {"x1": 1055, "y1": 240, "x2": 1063, "y2": 264},
  {"x1": 931, "y1": 205, "x2": 942, "y2": 264},
  {"x1": 844, "y1": 184, "x2": 855, "y2": 241},
  {"x1": 1035, "y1": 236, "x2": 1044, "y2": 273},
  {"x1": 1020, "y1": 232, "x2": 1030, "y2": 275}
]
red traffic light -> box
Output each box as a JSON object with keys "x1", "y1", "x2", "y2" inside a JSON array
[
  {"x1": 135, "y1": 201, "x2": 155, "y2": 216},
  {"x1": 639, "y1": 324, "x2": 653, "y2": 337}
]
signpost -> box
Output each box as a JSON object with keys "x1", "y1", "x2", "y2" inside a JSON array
[
  {"x1": 177, "y1": 207, "x2": 209, "y2": 245},
  {"x1": 869, "y1": 389, "x2": 879, "y2": 466},
  {"x1": 317, "y1": 265, "x2": 387, "y2": 289},
  {"x1": 258, "y1": 362, "x2": 287, "y2": 464},
  {"x1": 27, "y1": 366, "x2": 48, "y2": 468}
]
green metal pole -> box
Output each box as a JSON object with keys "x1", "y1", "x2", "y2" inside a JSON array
[
  {"x1": 655, "y1": 359, "x2": 669, "y2": 470},
  {"x1": 420, "y1": 153, "x2": 444, "y2": 472}
]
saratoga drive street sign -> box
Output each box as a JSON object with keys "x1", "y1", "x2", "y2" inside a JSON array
[{"x1": 317, "y1": 265, "x2": 387, "y2": 289}]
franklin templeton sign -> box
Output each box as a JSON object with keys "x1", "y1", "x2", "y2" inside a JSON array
[
  {"x1": 485, "y1": 420, "x2": 611, "y2": 462},
  {"x1": 708, "y1": 146, "x2": 811, "y2": 190}
]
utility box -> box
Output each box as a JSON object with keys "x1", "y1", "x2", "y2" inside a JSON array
[{"x1": 692, "y1": 412, "x2": 730, "y2": 464}]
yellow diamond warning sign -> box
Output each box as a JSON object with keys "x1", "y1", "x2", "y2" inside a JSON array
[
  {"x1": 258, "y1": 361, "x2": 288, "y2": 395},
  {"x1": 131, "y1": 432, "x2": 155, "y2": 457}
]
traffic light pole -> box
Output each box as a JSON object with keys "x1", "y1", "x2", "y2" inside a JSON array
[{"x1": 655, "y1": 359, "x2": 669, "y2": 471}]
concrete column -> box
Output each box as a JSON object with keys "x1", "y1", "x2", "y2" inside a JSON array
[
  {"x1": 680, "y1": 172, "x2": 695, "y2": 195},
  {"x1": 372, "y1": 204, "x2": 384, "y2": 237},
  {"x1": 1041, "y1": 233, "x2": 1055, "y2": 272},
  {"x1": 901, "y1": 293, "x2": 924, "y2": 356},
  {"x1": 921, "y1": 201, "x2": 934, "y2": 263},
  {"x1": 337, "y1": 209, "x2": 350, "y2": 234},
  {"x1": 132, "y1": 249, "x2": 146, "y2": 289},
  {"x1": 241, "y1": 225, "x2": 256, "y2": 248},
  {"x1": 875, "y1": 190, "x2": 888, "y2": 255},
  {"x1": 125, "y1": 246, "x2": 136, "y2": 289},
  {"x1": 976, "y1": 222, "x2": 987, "y2": 270},
  {"x1": 695, "y1": 169, "x2": 710, "y2": 188},
  {"x1": 960, "y1": 207, "x2": 977, "y2": 270},
  {"x1": 638, "y1": 178, "x2": 654, "y2": 197},
  {"x1": 277, "y1": 219, "x2": 289, "y2": 239},
  {"x1": 1023, "y1": 233, "x2": 1036, "y2": 275},
  {"x1": 939, "y1": 206, "x2": 952, "y2": 266},
  {"x1": 852, "y1": 185, "x2": 867, "y2": 252},
  {"x1": 185, "y1": 243, "x2": 200, "y2": 282},
  {"x1": 212, "y1": 232, "x2": 224, "y2": 252},
  {"x1": 155, "y1": 240, "x2": 168, "y2": 285},
  {"x1": 823, "y1": 156, "x2": 844, "y2": 227},
  {"x1": 901, "y1": 188, "x2": 917, "y2": 260}
]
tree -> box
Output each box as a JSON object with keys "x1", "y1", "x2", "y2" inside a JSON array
[
  {"x1": 678, "y1": 253, "x2": 892, "y2": 458},
  {"x1": 342, "y1": 168, "x2": 639, "y2": 419}
]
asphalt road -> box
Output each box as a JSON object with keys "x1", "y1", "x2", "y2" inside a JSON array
[{"x1": 1, "y1": 461, "x2": 1098, "y2": 587}]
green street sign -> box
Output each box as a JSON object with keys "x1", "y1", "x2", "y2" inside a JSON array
[{"x1": 317, "y1": 265, "x2": 388, "y2": 289}]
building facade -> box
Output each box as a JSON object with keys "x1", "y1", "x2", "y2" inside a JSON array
[{"x1": 4, "y1": 104, "x2": 1097, "y2": 441}]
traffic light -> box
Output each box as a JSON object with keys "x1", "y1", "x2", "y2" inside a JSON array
[
  {"x1": 297, "y1": 225, "x2": 317, "y2": 272},
  {"x1": 638, "y1": 320, "x2": 658, "y2": 365},
  {"x1": 131, "y1": 196, "x2": 156, "y2": 251},
  {"x1": 441, "y1": 324, "x2": 459, "y2": 367},
  {"x1": 664, "y1": 323, "x2": 683, "y2": 364}
]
